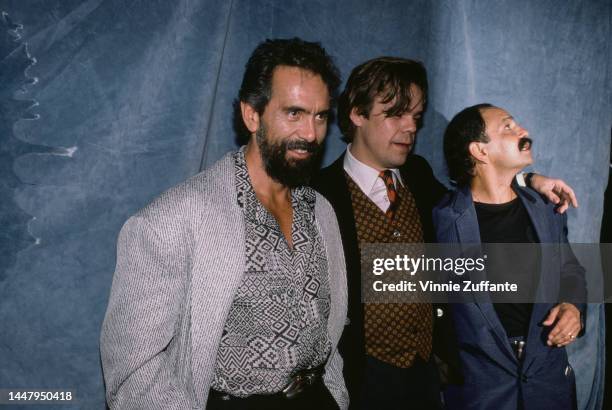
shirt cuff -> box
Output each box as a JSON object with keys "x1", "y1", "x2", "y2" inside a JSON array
[{"x1": 516, "y1": 172, "x2": 527, "y2": 187}]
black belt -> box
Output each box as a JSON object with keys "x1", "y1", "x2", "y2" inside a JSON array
[{"x1": 210, "y1": 365, "x2": 326, "y2": 402}]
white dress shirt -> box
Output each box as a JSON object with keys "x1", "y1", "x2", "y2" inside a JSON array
[{"x1": 343, "y1": 144, "x2": 404, "y2": 213}]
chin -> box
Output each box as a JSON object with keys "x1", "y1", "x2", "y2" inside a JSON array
[
  {"x1": 393, "y1": 154, "x2": 410, "y2": 168},
  {"x1": 382, "y1": 162, "x2": 405, "y2": 170}
]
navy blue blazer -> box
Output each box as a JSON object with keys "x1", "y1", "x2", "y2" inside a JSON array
[{"x1": 433, "y1": 185, "x2": 586, "y2": 410}]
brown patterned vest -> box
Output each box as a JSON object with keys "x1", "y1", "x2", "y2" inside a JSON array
[{"x1": 346, "y1": 173, "x2": 433, "y2": 368}]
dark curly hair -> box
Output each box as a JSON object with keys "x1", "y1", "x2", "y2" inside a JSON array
[
  {"x1": 443, "y1": 103, "x2": 493, "y2": 186},
  {"x1": 337, "y1": 57, "x2": 428, "y2": 142},
  {"x1": 233, "y1": 38, "x2": 341, "y2": 142}
]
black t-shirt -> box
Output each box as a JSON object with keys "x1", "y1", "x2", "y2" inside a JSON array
[{"x1": 475, "y1": 197, "x2": 540, "y2": 337}]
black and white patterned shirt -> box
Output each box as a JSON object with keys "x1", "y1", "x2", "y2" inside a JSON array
[{"x1": 210, "y1": 147, "x2": 331, "y2": 396}]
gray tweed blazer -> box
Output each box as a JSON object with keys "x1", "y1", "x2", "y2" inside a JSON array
[{"x1": 100, "y1": 152, "x2": 349, "y2": 409}]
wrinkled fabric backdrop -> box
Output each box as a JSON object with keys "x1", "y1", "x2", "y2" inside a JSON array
[{"x1": 1, "y1": 0, "x2": 610, "y2": 409}]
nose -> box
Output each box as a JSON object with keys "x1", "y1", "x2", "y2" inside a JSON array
[
  {"x1": 400, "y1": 114, "x2": 417, "y2": 133},
  {"x1": 518, "y1": 124, "x2": 529, "y2": 138},
  {"x1": 300, "y1": 117, "x2": 318, "y2": 142}
]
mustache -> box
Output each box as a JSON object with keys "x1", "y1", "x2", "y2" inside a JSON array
[
  {"x1": 284, "y1": 139, "x2": 321, "y2": 153},
  {"x1": 518, "y1": 137, "x2": 533, "y2": 151}
]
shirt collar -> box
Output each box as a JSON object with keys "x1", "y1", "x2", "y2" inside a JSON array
[{"x1": 343, "y1": 143, "x2": 404, "y2": 195}]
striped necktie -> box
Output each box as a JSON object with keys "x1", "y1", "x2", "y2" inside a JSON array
[{"x1": 379, "y1": 170, "x2": 399, "y2": 220}]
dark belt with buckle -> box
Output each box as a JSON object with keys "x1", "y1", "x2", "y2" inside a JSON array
[
  {"x1": 282, "y1": 366, "x2": 325, "y2": 399},
  {"x1": 209, "y1": 365, "x2": 326, "y2": 402}
]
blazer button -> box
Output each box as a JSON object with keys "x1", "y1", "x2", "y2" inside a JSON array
[
  {"x1": 436, "y1": 308, "x2": 444, "y2": 318},
  {"x1": 393, "y1": 230, "x2": 401, "y2": 237}
]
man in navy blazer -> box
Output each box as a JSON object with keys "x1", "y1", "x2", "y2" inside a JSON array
[
  {"x1": 433, "y1": 103, "x2": 586, "y2": 410},
  {"x1": 313, "y1": 58, "x2": 582, "y2": 409}
]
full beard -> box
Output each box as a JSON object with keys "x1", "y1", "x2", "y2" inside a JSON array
[{"x1": 256, "y1": 125, "x2": 322, "y2": 188}]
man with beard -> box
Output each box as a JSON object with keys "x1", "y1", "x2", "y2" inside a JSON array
[
  {"x1": 100, "y1": 38, "x2": 348, "y2": 410},
  {"x1": 311, "y1": 57, "x2": 579, "y2": 409},
  {"x1": 434, "y1": 104, "x2": 586, "y2": 409}
]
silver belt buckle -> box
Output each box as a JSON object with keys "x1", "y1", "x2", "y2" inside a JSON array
[{"x1": 282, "y1": 370, "x2": 317, "y2": 399}]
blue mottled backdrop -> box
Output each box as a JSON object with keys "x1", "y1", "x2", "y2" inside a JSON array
[{"x1": 1, "y1": 1, "x2": 610, "y2": 408}]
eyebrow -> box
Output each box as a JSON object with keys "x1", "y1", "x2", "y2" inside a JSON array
[
  {"x1": 502, "y1": 116, "x2": 514, "y2": 121},
  {"x1": 380, "y1": 107, "x2": 424, "y2": 117},
  {"x1": 283, "y1": 106, "x2": 331, "y2": 116},
  {"x1": 380, "y1": 97, "x2": 424, "y2": 117}
]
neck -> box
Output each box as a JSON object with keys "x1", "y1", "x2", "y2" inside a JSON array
[
  {"x1": 470, "y1": 168, "x2": 517, "y2": 204},
  {"x1": 349, "y1": 140, "x2": 384, "y2": 171},
  {"x1": 244, "y1": 140, "x2": 291, "y2": 204}
]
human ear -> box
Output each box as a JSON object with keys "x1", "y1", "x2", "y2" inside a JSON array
[
  {"x1": 349, "y1": 107, "x2": 365, "y2": 127},
  {"x1": 468, "y1": 141, "x2": 487, "y2": 164},
  {"x1": 240, "y1": 102, "x2": 260, "y2": 134}
]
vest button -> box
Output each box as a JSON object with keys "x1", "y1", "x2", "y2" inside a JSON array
[
  {"x1": 393, "y1": 230, "x2": 401, "y2": 237},
  {"x1": 436, "y1": 308, "x2": 444, "y2": 317}
]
